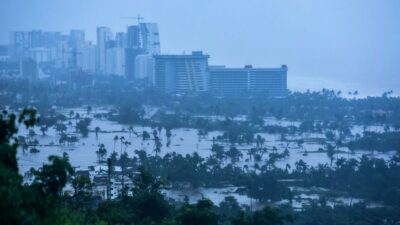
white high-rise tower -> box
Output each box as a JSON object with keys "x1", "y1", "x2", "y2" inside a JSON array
[{"x1": 96, "y1": 27, "x2": 112, "y2": 73}]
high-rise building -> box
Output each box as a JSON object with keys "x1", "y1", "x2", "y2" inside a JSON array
[
  {"x1": 29, "y1": 47, "x2": 56, "y2": 64},
  {"x1": 127, "y1": 23, "x2": 160, "y2": 54},
  {"x1": 55, "y1": 40, "x2": 70, "y2": 69},
  {"x1": 96, "y1": 27, "x2": 113, "y2": 73},
  {"x1": 41, "y1": 32, "x2": 62, "y2": 48},
  {"x1": 125, "y1": 48, "x2": 144, "y2": 79},
  {"x1": 69, "y1": 30, "x2": 85, "y2": 48},
  {"x1": 10, "y1": 31, "x2": 31, "y2": 57},
  {"x1": 140, "y1": 23, "x2": 160, "y2": 55},
  {"x1": 135, "y1": 54, "x2": 155, "y2": 81},
  {"x1": 0, "y1": 59, "x2": 19, "y2": 78},
  {"x1": 153, "y1": 51, "x2": 209, "y2": 93},
  {"x1": 127, "y1": 26, "x2": 141, "y2": 49},
  {"x1": 115, "y1": 32, "x2": 127, "y2": 48},
  {"x1": 105, "y1": 47, "x2": 125, "y2": 76},
  {"x1": 0, "y1": 45, "x2": 8, "y2": 57},
  {"x1": 10, "y1": 31, "x2": 63, "y2": 56},
  {"x1": 7, "y1": 23, "x2": 161, "y2": 77},
  {"x1": 19, "y1": 57, "x2": 38, "y2": 79},
  {"x1": 77, "y1": 41, "x2": 96, "y2": 73},
  {"x1": 30, "y1": 30, "x2": 44, "y2": 48},
  {"x1": 123, "y1": 22, "x2": 161, "y2": 79},
  {"x1": 209, "y1": 65, "x2": 287, "y2": 96}
]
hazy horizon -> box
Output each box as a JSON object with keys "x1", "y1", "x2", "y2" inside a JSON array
[{"x1": 1, "y1": 0, "x2": 399, "y2": 96}]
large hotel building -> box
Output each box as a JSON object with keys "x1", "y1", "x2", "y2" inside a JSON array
[
  {"x1": 153, "y1": 51, "x2": 209, "y2": 93},
  {"x1": 209, "y1": 65, "x2": 287, "y2": 96},
  {"x1": 152, "y1": 51, "x2": 287, "y2": 97}
]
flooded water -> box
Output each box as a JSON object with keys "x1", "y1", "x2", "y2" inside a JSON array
[
  {"x1": 163, "y1": 186, "x2": 254, "y2": 207},
  {"x1": 16, "y1": 106, "x2": 395, "y2": 208}
]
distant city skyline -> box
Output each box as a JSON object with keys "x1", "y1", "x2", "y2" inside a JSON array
[{"x1": 1, "y1": 0, "x2": 399, "y2": 96}]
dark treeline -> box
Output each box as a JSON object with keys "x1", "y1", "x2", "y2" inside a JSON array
[
  {"x1": 1, "y1": 78, "x2": 400, "y2": 128},
  {"x1": 348, "y1": 131, "x2": 400, "y2": 152},
  {"x1": 3, "y1": 77, "x2": 400, "y2": 157}
]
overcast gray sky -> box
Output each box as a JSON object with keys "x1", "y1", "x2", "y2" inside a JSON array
[{"x1": 0, "y1": 0, "x2": 399, "y2": 96}]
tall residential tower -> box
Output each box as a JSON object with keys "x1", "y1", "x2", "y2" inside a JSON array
[{"x1": 96, "y1": 27, "x2": 112, "y2": 73}]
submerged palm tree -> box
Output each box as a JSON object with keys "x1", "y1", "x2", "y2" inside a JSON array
[
  {"x1": 119, "y1": 136, "x2": 125, "y2": 154},
  {"x1": 96, "y1": 144, "x2": 107, "y2": 162},
  {"x1": 40, "y1": 126, "x2": 48, "y2": 136},
  {"x1": 123, "y1": 141, "x2": 131, "y2": 153},
  {"x1": 153, "y1": 136, "x2": 162, "y2": 156},
  {"x1": 95, "y1": 126, "x2": 101, "y2": 139},
  {"x1": 113, "y1": 135, "x2": 119, "y2": 152},
  {"x1": 128, "y1": 125, "x2": 134, "y2": 137},
  {"x1": 327, "y1": 144, "x2": 335, "y2": 167}
]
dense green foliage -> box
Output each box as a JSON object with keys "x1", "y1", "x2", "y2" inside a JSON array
[{"x1": 348, "y1": 131, "x2": 400, "y2": 152}]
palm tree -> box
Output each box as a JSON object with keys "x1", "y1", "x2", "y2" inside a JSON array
[
  {"x1": 34, "y1": 153, "x2": 74, "y2": 196},
  {"x1": 284, "y1": 163, "x2": 291, "y2": 174},
  {"x1": 28, "y1": 129, "x2": 36, "y2": 143},
  {"x1": 74, "y1": 113, "x2": 81, "y2": 124},
  {"x1": 96, "y1": 144, "x2": 107, "y2": 162},
  {"x1": 69, "y1": 110, "x2": 74, "y2": 120},
  {"x1": 247, "y1": 148, "x2": 257, "y2": 161},
  {"x1": 22, "y1": 143, "x2": 29, "y2": 153},
  {"x1": 40, "y1": 126, "x2": 48, "y2": 136},
  {"x1": 119, "y1": 136, "x2": 125, "y2": 155},
  {"x1": 113, "y1": 135, "x2": 119, "y2": 152},
  {"x1": 128, "y1": 125, "x2": 134, "y2": 137},
  {"x1": 211, "y1": 143, "x2": 224, "y2": 161},
  {"x1": 123, "y1": 141, "x2": 131, "y2": 153},
  {"x1": 95, "y1": 126, "x2": 101, "y2": 139},
  {"x1": 59, "y1": 133, "x2": 68, "y2": 146},
  {"x1": 153, "y1": 136, "x2": 162, "y2": 156},
  {"x1": 255, "y1": 135, "x2": 265, "y2": 149},
  {"x1": 55, "y1": 123, "x2": 67, "y2": 134},
  {"x1": 226, "y1": 146, "x2": 242, "y2": 164},
  {"x1": 297, "y1": 139, "x2": 305, "y2": 151},
  {"x1": 107, "y1": 158, "x2": 112, "y2": 200},
  {"x1": 166, "y1": 128, "x2": 172, "y2": 140},
  {"x1": 152, "y1": 129, "x2": 158, "y2": 139},
  {"x1": 86, "y1": 105, "x2": 92, "y2": 116},
  {"x1": 295, "y1": 160, "x2": 308, "y2": 174},
  {"x1": 142, "y1": 131, "x2": 150, "y2": 141},
  {"x1": 120, "y1": 152, "x2": 129, "y2": 196},
  {"x1": 327, "y1": 144, "x2": 335, "y2": 167},
  {"x1": 135, "y1": 150, "x2": 147, "y2": 165}
]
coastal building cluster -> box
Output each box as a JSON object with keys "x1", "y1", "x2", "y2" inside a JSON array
[{"x1": 0, "y1": 20, "x2": 287, "y2": 96}]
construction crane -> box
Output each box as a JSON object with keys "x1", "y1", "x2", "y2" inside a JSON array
[{"x1": 121, "y1": 15, "x2": 144, "y2": 24}]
